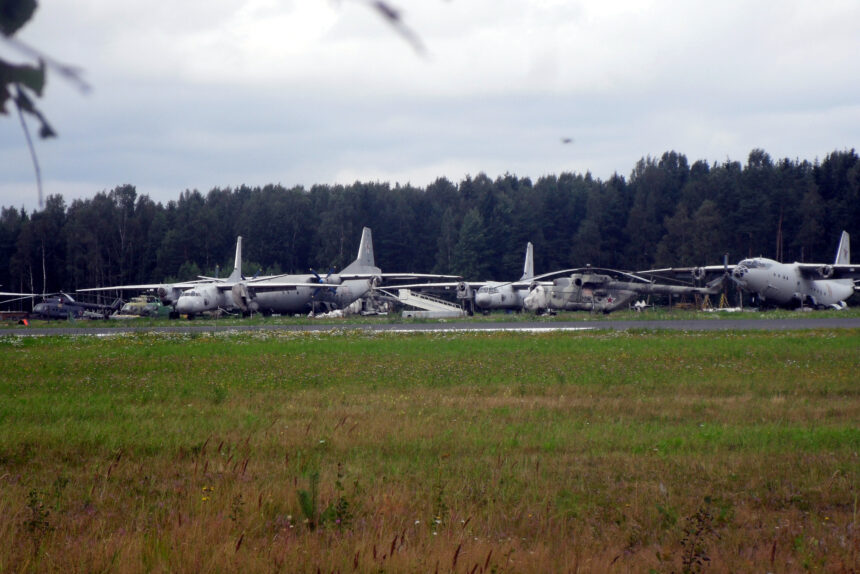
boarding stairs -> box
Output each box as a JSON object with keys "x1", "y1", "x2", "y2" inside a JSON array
[{"x1": 376, "y1": 288, "x2": 466, "y2": 318}]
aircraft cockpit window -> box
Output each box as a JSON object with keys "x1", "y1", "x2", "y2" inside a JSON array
[{"x1": 739, "y1": 259, "x2": 769, "y2": 270}]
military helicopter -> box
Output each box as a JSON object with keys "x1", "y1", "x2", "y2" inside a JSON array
[
  {"x1": 109, "y1": 295, "x2": 170, "y2": 319},
  {"x1": 523, "y1": 267, "x2": 725, "y2": 313},
  {"x1": 30, "y1": 293, "x2": 122, "y2": 320}
]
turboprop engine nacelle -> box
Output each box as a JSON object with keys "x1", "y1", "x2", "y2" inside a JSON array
[
  {"x1": 157, "y1": 285, "x2": 183, "y2": 306},
  {"x1": 456, "y1": 281, "x2": 473, "y2": 300},
  {"x1": 231, "y1": 283, "x2": 259, "y2": 312}
]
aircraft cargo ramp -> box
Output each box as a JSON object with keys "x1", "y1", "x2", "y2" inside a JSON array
[{"x1": 377, "y1": 288, "x2": 466, "y2": 318}]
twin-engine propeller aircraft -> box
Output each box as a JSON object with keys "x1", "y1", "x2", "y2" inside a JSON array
[
  {"x1": 82, "y1": 228, "x2": 457, "y2": 318},
  {"x1": 227, "y1": 227, "x2": 458, "y2": 317},
  {"x1": 472, "y1": 242, "x2": 536, "y2": 311},
  {"x1": 79, "y1": 236, "x2": 262, "y2": 318},
  {"x1": 642, "y1": 231, "x2": 859, "y2": 309},
  {"x1": 522, "y1": 268, "x2": 725, "y2": 313},
  {"x1": 388, "y1": 242, "x2": 538, "y2": 313}
]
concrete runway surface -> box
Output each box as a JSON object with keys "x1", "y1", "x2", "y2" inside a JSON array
[{"x1": 3, "y1": 316, "x2": 860, "y2": 338}]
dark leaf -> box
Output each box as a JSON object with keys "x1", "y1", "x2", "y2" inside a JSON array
[
  {"x1": 14, "y1": 83, "x2": 56, "y2": 139},
  {"x1": 0, "y1": 0, "x2": 37, "y2": 37},
  {"x1": 0, "y1": 58, "x2": 46, "y2": 96}
]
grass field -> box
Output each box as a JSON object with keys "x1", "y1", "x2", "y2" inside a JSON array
[{"x1": 0, "y1": 327, "x2": 857, "y2": 572}]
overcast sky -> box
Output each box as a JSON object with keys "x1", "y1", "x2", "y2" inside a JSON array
[{"x1": 2, "y1": 0, "x2": 858, "y2": 212}]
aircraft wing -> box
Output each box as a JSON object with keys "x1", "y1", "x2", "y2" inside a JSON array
[
  {"x1": 232, "y1": 279, "x2": 472, "y2": 291},
  {"x1": 377, "y1": 273, "x2": 461, "y2": 280},
  {"x1": 207, "y1": 272, "x2": 313, "y2": 291},
  {"x1": 197, "y1": 273, "x2": 284, "y2": 282},
  {"x1": 79, "y1": 284, "x2": 164, "y2": 292},
  {"x1": 795, "y1": 263, "x2": 860, "y2": 280},
  {"x1": 378, "y1": 281, "x2": 485, "y2": 290},
  {"x1": 78, "y1": 280, "x2": 211, "y2": 293},
  {"x1": 637, "y1": 264, "x2": 734, "y2": 285},
  {"x1": 334, "y1": 272, "x2": 461, "y2": 281}
]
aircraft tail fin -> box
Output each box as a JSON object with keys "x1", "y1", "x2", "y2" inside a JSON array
[
  {"x1": 227, "y1": 236, "x2": 243, "y2": 282},
  {"x1": 342, "y1": 227, "x2": 381, "y2": 274},
  {"x1": 835, "y1": 231, "x2": 850, "y2": 265},
  {"x1": 520, "y1": 242, "x2": 534, "y2": 281}
]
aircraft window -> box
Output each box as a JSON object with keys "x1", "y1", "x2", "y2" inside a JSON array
[{"x1": 740, "y1": 259, "x2": 769, "y2": 269}]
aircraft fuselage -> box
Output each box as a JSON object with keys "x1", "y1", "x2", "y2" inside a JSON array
[
  {"x1": 474, "y1": 282, "x2": 529, "y2": 310},
  {"x1": 241, "y1": 277, "x2": 373, "y2": 315},
  {"x1": 732, "y1": 258, "x2": 854, "y2": 307},
  {"x1": 174, "y1": 283, "x2": 235, "y2": 316}
]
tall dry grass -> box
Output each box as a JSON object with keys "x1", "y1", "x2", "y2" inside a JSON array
[{"x1": 0, "y1": 328, "x2": 857, "y2": 572}]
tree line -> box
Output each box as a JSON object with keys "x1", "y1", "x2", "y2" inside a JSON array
[{"x1": 1, "y1": 148, "x2": 858, "y2": 297}]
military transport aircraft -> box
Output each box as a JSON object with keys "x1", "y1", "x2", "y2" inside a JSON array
[
  {"x1": 79, "y1": 236, "x2": 284, "y2": 317},
  {"x1": 471, "y1": 242, "x2": 536, "y2": 311},
  {"x1": 81, "y1": 229, "x2": 454, "y2": 318},
  {"x1": 385, "y1": 242, "x2": 538, "y2": 313},
  {"x1": 642, "y1": 231, "x2": 859, "y2": 309},
  {"x1": 223, "y1": 227, "x2": 458, "y2": 317},
  {"x1": 522, "y1": 267, "x2": 725, "y2": 313}
]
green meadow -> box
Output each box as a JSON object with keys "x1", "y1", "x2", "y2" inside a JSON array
[{"x1": 0, "y1": 328, "x2": 857, "y2": 572}]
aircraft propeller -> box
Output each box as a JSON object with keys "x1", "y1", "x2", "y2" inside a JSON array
[{"x1": 309, "y1": 268, "x2": 342, "y2": 314}]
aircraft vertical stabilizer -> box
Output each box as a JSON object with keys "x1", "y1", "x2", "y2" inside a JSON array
[
  {"x1": 520, "y1": 242, "x2": 534, "y2": 281},
  {"x1": 835, "y1": 231, "x2": 850, "y2": 265},
  {"x1": 227, "y1": 236, "x2": 243, "y2": 282},
  {"x1": 342, "y1": 227, "x2": 381, "y2": 274}
]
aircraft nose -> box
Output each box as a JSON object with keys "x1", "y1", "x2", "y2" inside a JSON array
[
  {"x1": 175, "y1": 298, "x2": 196, "y2": 314},
  {"x1": 523, "y1": 296, "x2": 538, "y2": 311},
  {"x1": 732, "y1": 266, "x2": 748, "y2": 286},
  {"x1": 474, "y1": 292, "x2": 491, "y2": 308}
]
